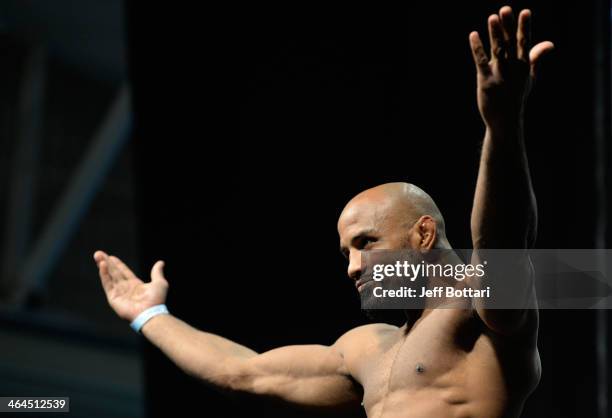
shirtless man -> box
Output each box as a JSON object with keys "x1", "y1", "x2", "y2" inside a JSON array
[{"x1": 94, "y1": 6, "x2": 553, "y2": 417}]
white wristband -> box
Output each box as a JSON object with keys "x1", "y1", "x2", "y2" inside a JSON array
[{"x1": 130, "y1": 304, "x2": 169, "y2": 333}]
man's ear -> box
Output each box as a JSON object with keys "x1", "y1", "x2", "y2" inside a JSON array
[{"x1": 409, "y1": 215, "x2": 437, "y2": 250}]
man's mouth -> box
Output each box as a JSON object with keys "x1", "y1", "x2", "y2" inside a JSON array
[{"x1": 355, "y1": 279, "x2": 371, "y2": 291}]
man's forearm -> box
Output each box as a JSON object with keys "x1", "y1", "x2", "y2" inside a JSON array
[
  {"x1": 141, "y1": 314, "x2": 257, "y2": 390},
  {"x1": 471, "y1": 121, "x2": 537, "y2": 249},
  {"x1": 139, "y1": 314, "x2": 360, "y2": 409},
  {"x1": 469, "y1": 121, "x2": 538, "y2": 333}
]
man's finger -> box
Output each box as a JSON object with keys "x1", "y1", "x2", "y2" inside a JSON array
[
  {"x1": 488, "y1": 14, "x2": 505, "y2": 60},
  {"x1": 469, "y1": 32, "x2": 491, "y2": 76},
  {"x1": 93, "y1": 250, "x2": 108, "y2": 266},
  {"x1": 107, "y1": 256, "x2": 125, "y2": 282},
  {"x1": 151, "y1": 261, "x2": 167, "y2": 284},
  {"x1": 499, "y1": 6, "x2": 517, "y2": 58},
  {"x1": 110, "y1": 255, "x2": 139, "y2": 281},
  {"x1": 99, "y1": 260, "x2": 114, "y2": 293},
  {"x1": 517, "y1": 9, "x2": 532, "y2": 61},
  {"x1": 529, "y1": 41, "x2": 555, "y2": 63},
  {"x1": 529, "y1": 41, "x2": 555, "y2": 78}
]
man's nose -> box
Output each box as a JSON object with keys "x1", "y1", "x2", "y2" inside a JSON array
[{"x1": 347, "y1": 249, "x2": 362, "y2": 280}]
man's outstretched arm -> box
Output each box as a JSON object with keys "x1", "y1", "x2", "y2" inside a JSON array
[
  {"x1": 467, "y1": 6, "x2": 554, "y2": 334},
  {"x1": 93, "y1": 251, "x2": 362, "y2": 412}
]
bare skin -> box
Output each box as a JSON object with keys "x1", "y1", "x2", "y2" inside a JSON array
[
  {"x1": 335, "y1": 183, "x2": 541, "y2": 418},
  {"x1": 94, "y1": 6, "x2": 552, "y2": 418}
]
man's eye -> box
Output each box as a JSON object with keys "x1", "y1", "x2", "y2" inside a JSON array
[{"x1": 363, "y1": 237, "x2": 378, "y2": 248}]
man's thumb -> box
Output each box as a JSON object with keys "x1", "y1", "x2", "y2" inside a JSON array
[
  {"x1": 151, "y1": 260, "x2": 167, "y2": 283},
  {"x1": 529, "y1": 41, "x2": 554, "y2": 80}
]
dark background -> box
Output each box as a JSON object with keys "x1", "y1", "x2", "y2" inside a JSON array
[
  {"x1": 0, "y1": 1, "x2": 607, "y2": 417},
  {"x1": 127, "y1": 1, "x2": 611, "y2": 418}
]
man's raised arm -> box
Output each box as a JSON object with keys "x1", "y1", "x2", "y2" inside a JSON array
[
  {"x1": 93, "y1": 251, "x2": 362, "y2": 412},
  {"x1": 467, "y1": 6, "x2": 554, "y2": 334}
]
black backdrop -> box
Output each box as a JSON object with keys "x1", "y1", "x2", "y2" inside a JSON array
[{"x1": 126, "y1": 1, "x2": 611, "y2": 417}]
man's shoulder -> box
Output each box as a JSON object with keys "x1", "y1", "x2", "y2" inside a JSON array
[
  {"x1": 330, "y1": 323, "x2": 399, "y2": 380},
  {"x1": 333, "y1": 323, "x2": 398, "y2": 352}
]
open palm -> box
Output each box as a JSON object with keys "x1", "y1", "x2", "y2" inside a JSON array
[
  {"x1": 94, "y1": 251, "x2": 168, "y2": 322},
  {"x1": 469, "y1": 6, "x2": 554, "y2": 127}
]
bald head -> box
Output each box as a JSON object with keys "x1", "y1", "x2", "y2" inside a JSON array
[
  {"x1": 339, "y1": 182, "x2": 446, "y2": 238},
  {"x1": 338, "y1": 182, "x2": 448, "y2": 282},
  {"x1": 337, "y1": 182, "x2": 449, "y2": 273}
]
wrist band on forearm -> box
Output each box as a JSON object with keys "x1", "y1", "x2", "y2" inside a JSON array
[{"x1": 130, "y1": 304, "x2": 169, "y2": 333}]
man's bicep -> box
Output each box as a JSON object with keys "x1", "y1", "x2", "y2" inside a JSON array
[{"x1": 241, "y1": 344, "x2": 362, "y2": 411}]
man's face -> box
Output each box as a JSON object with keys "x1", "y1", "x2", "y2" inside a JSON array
[{"x1": 338, "y1": 195, "x2": 415, "y2": 292}]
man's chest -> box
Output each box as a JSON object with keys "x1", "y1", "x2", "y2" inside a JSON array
[{"x1": 355, "y1": 310, "x2": 486, "y2": 404}]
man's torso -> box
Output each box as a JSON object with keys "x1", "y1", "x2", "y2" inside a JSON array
[{"x1": 339, "y1": 309, "x2": 540, "y2": 418}]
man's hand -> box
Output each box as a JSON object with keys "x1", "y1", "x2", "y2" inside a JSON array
[
  {"x1": 469, "y1": 6, "x2": 554, "y2": 128},
  {"x1": 93, "y1": 250, "x2": 168, "y2": 322}
]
